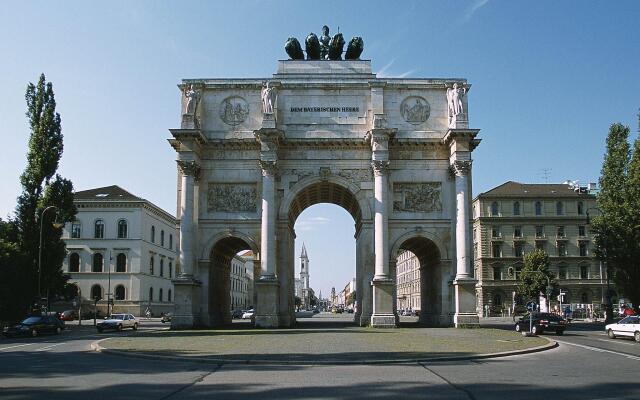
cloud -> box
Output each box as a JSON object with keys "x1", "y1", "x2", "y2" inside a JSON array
[
  {"x1": 295, "y1": 216, "x2": 331, "y2": 232},
  {"x1": 460, "y1": 0, "x2": 490, "y2": 24},
  {"x1": 375, "y1": 58, "x2": 396, "y2": 78}
]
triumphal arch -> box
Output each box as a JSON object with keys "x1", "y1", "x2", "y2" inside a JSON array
[{"x1": 169, "y1": 34, "x2": 481, "y2": 329}]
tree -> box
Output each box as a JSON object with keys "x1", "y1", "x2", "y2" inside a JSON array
[
  {"x1": 517, "y1": 249, "x2": 555, "y2": 301},
  {"x1": 294, "y1": 296, "x2": 302, "y2": 307},
  {"x1": 592, "y1": 123, "x2": 640, "y2": 308},
  {"x1": 346, "y1": 291, "x2": 356, "y2": 306},
  {"x1": 8, "y1": 74, "x2": 76, "y2": 316}
]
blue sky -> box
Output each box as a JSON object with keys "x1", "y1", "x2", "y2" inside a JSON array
[{"x1": 1, "y1": 1, "x2": 638, "y2": 298}]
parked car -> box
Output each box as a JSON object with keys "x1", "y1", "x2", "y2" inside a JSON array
[
  {"x1": 514, "y1": 312, "x2": 567, "y2": 335},
  {"x1": 605, "y1": 315, "x2": 640, "y2": 342},
  {"x1": 241, "y1": 309, "x2": 254, "y2": 319},
  {"x1": 161, "y1": 313, "x2": 172, "y2": 323},
  {"x1": 3, "y1": 315, "x2": 65, "y2": 337},
  {"x1": 231, "y1": 309, "x2": 244, "y2": 319},
  {"x1": 60, "y1": 310, "x2": 78, "y2": 321},
  {"x1": 97, "y1": 314, "x2": 139, "y2": 333}
]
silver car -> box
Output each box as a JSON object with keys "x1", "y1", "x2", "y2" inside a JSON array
[
  {"x1": 97, "y1": 314, "x2": 139, "y2": 332},
  {"x1": 605, "y1": 315, "x2": 640, "y2": 342}
]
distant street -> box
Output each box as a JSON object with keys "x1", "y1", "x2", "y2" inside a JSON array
[{"x1": 1, "y1": 315, "x2": 639, "y2": 400}]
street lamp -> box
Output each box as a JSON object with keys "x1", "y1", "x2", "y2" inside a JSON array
[{"x1": 38, "y1": 205, "x2": 64, "y2": 307}]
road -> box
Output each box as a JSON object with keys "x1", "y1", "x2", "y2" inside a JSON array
[{"x1": 1, "y1": 316, "x2": 638, "y2": 400}]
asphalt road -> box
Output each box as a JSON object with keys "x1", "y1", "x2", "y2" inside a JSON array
[{"x1": 1, "y1": 316, "x2": 638, "y2": 400}]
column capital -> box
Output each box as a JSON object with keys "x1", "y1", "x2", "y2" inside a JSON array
[
  {"x1": 450, "y1": 160, "x2": 472, "y2": 176},
  {"x1": 365, "y1": 128, "x2": 396, "y2": 152},
  {"x1": 177, "y1": 160, "x2": 201, "y2": 179},
  {"x1": 371, "y1": 160, "x2": 390, "y2": 176},
  {"x1": 254, "y1": 128, "x2": 284, "y2": 152},
  {"x1": 259, "y1": 160, "x2": 278, "y2": 177}
]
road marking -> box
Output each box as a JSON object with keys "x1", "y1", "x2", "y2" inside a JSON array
[
  {"x1": 556, "y1": 339, "x2": 640, "y2": 361},
  {"x1": 596, "y1": 338, "x2": 636, "y2": 346},
  {"x1": 36, "y1": 342, "x2": 67, "y2": 351},
  {"x1": 0, "y1": 343, "x2": 39, "y2": 351}
]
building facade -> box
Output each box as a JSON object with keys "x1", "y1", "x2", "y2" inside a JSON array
[
  {"x1": 61, "y1": 186, "x2": 178, "y2": 317},
  {"x1": 473, "y1": 181, "x2": 606, "y2": 315},
  {"x1": 230, "y1": 250, "x2": 253, "y2": 310},
  {"x1": 396, "y1": 250, "x2": 421, "y2": 312}
]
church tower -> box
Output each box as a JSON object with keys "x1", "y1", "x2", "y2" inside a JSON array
[{"x1": 300, "y1": 243, "x2": 310, "y2": 290}]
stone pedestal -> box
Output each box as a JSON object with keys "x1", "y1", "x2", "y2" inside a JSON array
[
  {"x1": 261, "y1": 113, "x2": 276, "y2": 129},
  {"x1": 255, "y1": 279, "x2": 280, "y2": 328},
  {"x1": 171, "y1": 277, "x2": 201, "y2": 329},
  {"x1": 453, "y1": 278, "x2": 479, "y2": 327},
  {"x1": 370, "y1": 279, "x2": 396, "y2": 328}
]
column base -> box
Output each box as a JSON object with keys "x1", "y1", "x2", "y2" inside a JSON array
[
  {"x1": 371, "y1": 279, "x2": 397, "y2": 328},
  {"x1": 255, "y1": 278, "x2": 280, "y2": 328},
  {"x1": 170, "y1": 277, "x2": 202, "y2": 329},
  {"x1": 453, "y1": 278, "x2": 479, "y2": 328}
]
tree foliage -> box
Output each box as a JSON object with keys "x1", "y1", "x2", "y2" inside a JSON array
[
  {"x1": 592, "y1": 123, "x2": 640, "y2": 307},
  {"x1": 517, "y1": 249, "x2": 555, "y2": 301}
]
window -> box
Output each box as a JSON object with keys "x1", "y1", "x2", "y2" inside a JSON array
[
  {"x1": 579, "y1": 242, "x2": 588, "y2": 257},
  {"x1": 117, "y1": 219, "x2": 128, "y2": 238},
  {"x1": 493, "y1": 266, "x2": 502, "y2": 280},
  {"x1": 149, "y1": 287, "x2": 154, "y2": 301},
  {"x1": 161, "y1": 230, "x2": 165, "y2": 247},
  {"x1": 69, "y1": 253, "x2": 80, "y2": 272},
  {"x1": 577, "y1": 201, "x2": 584, "y2": 215},
  {"x1": 492, "y1": 244, "x2": 502, "y2": 258},
  {"x1": 94, "y1": 219, "x2": 104, "y2": 239},
  {"x1": 514, "y1": 226, "x2": 522, "y2": 238},
  {"x1": 160, "y1": 258, "x2": 164, "y2": 277},
  {"x1": 535, "y1": 201, "x2": 542, "y2": 216},
  {"x1": 514, "y1": 243, "x2": 524, "y2": 257},
  {"x1": 580, "y1": 265, "x2": 589, "y2": 279},
  {"x1": 513, "y1": 202, "x2": 520, "y2": 216},
  {"x1": 151, "y1": 226, "x2": 155, "y2": 243},
  {"x1": 557, "y1": 242, "x2": 567, "y2": 256},
  {"x1": 580, "y1": 292, "x2": 589, "y2": 304},
  {"x1": 493, "y1": 293, "x2": 503, "y2": 306},
  {"x1": 92, "y1": 253, "x2": 103, "y2": 272},
  {"x1": 150, "y1": 256, "x2": 155, "y2": 275},
  {"x1": 473, "y1": 243, "x2": 478, "y2": 259},
  {"x1": 115, "y1": 285, "x2": 125, "y2": 300},
  {"x1": 515, "y1": 264, "x2": 523, "y2": 279},
  {"x1": 556, "y1": 201, "x2": 564, "y2": 215},
  {"x1": 159, "y1": 288, "x2": 164, "y2": 302},
  {"x1": 535, "y1": 226, "x2": 544, "y2": 238},
  {"x1": 578, "y1": 225, "x2": 586, "y2": 236},
  {"x1": 492, "y1": 226, "x2": 501, "y2": 238},
  {"x1": 558, "y1": 265, "x2": 568, "y2": 279},
  {"x1": 168, "y1": 289, "x2": 172, "y2": 302},
  {"x1": 169, "y1": 234, "x2": 173, "y2": 249},
  {"x1": 491, "y1": 202, "x2": 499, "y2": 216},
  {"x1": 71, "y1": 222, "x2": 81, "y2": 238},
  {"x1": 91, "y1": 285, "x2": 102, "y2": 300},
  {"x1": 169, "y1": 261, "x2": 173, "y2": 278},
  {"x1": 557, "y1": 226, "x2": 565, "y2": 237},
  {"x1": 116, "y1": 253, "x2": 126, "y2": 272}
]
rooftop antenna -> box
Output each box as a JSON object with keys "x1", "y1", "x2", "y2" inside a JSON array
[{"x1": 540, "y1": 168, "x2": 552, "y2": 183}]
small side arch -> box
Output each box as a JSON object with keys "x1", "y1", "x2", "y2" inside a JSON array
[
  {"x1": 200, "y1": 230, "x2": 260, "y2": 261},
  {"x1": 389, "y1": 229, "x2": 448, "y2": 262}
]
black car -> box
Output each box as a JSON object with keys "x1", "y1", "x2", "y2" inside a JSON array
[
  {"x1": 231, "y1": 309, "x2": 244, "y2": 319},
  {"x1": 3, "y1": 315, "x2": 65, "y2": 337},
  {"x1": 515, "y1": 312, "x2": 567, "y2": 335}
]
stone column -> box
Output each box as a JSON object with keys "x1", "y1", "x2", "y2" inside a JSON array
[
  {"x1": 367, "y1": 128, "x2": 397, "y2": 328},
  {"x1": 259, "y1": 160, "x2": 277, "y2": 278},
  {"x1": 172, "y1": 160, "x2": 202, "y2": 329}
]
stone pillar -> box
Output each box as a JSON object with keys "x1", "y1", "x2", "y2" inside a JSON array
[
  {"x1": 172, "y1": 160, "x2": 202, "y2": 329},
  {"x1": 254, "y1": 128, "x2": 284, "y2": 328},
  {"x1": 367, "y1": 128, "x2": 397, "y2": 328}
]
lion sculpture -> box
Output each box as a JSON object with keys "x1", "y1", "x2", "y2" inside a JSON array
[
  {"x1": 284, "y1": 37, "x2": 305, "y2": 60},
  {"x1": 328, "y1": 33, "x2": 345, "y2": 60},
  {"x1": 305, "y1": 33, "x2": 321, "y2": 60},
  {"x1": 345, "y1": 37, "x2": 364, "y2": 60}
]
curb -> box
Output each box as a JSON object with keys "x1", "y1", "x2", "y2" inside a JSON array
[{"x1": 90, "y1": 337, "x2": 558, "y2": 366}]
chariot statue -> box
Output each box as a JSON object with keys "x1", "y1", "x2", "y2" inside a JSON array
[{"x1": 284, "y1": 26, "x2": 364, "y2": 61}]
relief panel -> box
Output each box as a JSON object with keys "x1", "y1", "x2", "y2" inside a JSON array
[
  {"x1": 207, "y1": 183, "x2": 257, "y2": 212},
  {"x1": 393, "y1": 182, "x2": 442, "y2": 213}
]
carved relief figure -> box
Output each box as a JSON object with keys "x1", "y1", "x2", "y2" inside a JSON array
[
  {"x1": 208, "y1": 183, "x2": 257, "y2": 212},
  {"x1": 219, "y1": 97, "x2": 249, "y2": 126},
  {"x1": 400, "y1": 96, "x2": 430, "y2": 124},
  {"x1": 393, "y1": 183, "x2": 442, "y2": 212},
  {"x1": 183, "y1": 84, "x2": 200, "y2": 115},
  {"x1": 261, "y1": 82, "x2": 277, "y2": 114}
]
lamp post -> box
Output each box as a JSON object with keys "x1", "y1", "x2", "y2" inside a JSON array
[{"x1": 38, "y1": 206, "x2": 64, "y2": 303}]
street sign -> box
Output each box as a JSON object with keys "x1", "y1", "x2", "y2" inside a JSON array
[{"x1": 526, "y1": 301, "x2": 537, "y2": 312}]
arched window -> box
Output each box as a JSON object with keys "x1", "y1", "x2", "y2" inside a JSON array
[
  {"x1": 168, "y1": 289, "x2": 172, "y2": 303},
  {"x1": 159, "y1": 288, "x2": 164, "y2": 302},
  {"x1": 535, "y1": 201, "x2": 542, "y2": 216},
  {"x1": 556, "y1": 201, "x2": 563, "y2": 215},
  {"x1": 169, "y1": 261, "x2": 172, "y2": 279},
  {"x1": 169, "y1": 234, "x2": 173, "y2": 249},
  {"x1": 117, "y1": 219, "x2": 128, "y2": 238},
  {"x1": 151, "y1": 226, "x2": 155, "y2": 243},
  {"x1": 115, "y1": 285, "x2": 125, "y2": 300},
  {"x1": 160, "y1": 230, "x2": 165, "y2": 246},
  {"x1": 491, "y1": 201, "x2": 499, "y2": 216},
  {"x1": 160, "y1": 258, "x2": 164, "y2": 277},
  {"x1": 149, "y1": 256, "x2": 154, "y2": 275},
  {"x1": 92, "y1": 253, "x2": 103, "y2": 272},
  {"x1": 94, "y1": 219, "x2": 104, "y2": 238},
  {"x1": 577, "y1": 201, "x2": 584, "y2": 215},
  {"x1": 116, "y1": 253, "x2": 127, "y2": 272},
  {"x1": 513, "y1": 202, "x2": 520, "y2": 216},
  {"x1": 69, "y1": 253, "x2": 80, "y2": 272},
  {"x1": 149, "y1": 287, "x2": 154, "y2": 301},
  {"x1": 91, "y1": 284, "x2": 102, "y2": 300}
]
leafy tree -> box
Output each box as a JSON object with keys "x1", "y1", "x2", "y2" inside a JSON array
[
  {"x1": 592, "y1": 123, "x2": 640, "y2": 308},
  {"x1": 517, "y1": 249, "x2": 555, "y2": 301},
  {"x1": 294, "y1": 296, "x2": 302, "y2": 307},
  {"x1": 346, "y1": 291, "x2": 356, "y2": 306},
  {"x1": 9, "y1": 74, "x2": 76, "y2": 316}
]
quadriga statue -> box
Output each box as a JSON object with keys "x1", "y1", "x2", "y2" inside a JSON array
[
  {"x1": 328, "y1": 33, "x2": 345, "y2": 60},
  {"x1": 305, "y1": 33, "x2": 321, "y2": 60},
  {"x1": 345, "y1": 37, "x2": 364, "y2": 60},
  {"x1": 284, "y1": 37, "x2": 305, "y2": 60}
]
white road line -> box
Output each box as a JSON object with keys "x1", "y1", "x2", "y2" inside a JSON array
[
  {"x1": 596, "y1": 338, "x2": 636, "y2": 346},
  {"x1": 36, "y1": 342, "x2": 67, "y2": 351},
  {"x1": 0, "y1": 343, "x2": 39, "y2": 351},
  {"x1": 557, "y1": 339, "x2": 640, "y2": 361}
]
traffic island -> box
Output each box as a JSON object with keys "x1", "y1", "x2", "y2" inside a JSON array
[{"x1": 92, "y1": 326, "x2": 556, "y2": 365}]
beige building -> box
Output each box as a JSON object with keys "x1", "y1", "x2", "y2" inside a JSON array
[
  {"x1": 472, "y1": 181, "x2": 607, "y2": 316},
  {"x1": 230, "y1": 250, "x2": 253, "y2": 310},
  {"x1": 396, "y1": 250, "x2": 421, "y2": 312}
]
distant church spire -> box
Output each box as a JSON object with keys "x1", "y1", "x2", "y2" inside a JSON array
[{"x1": 300, "y1": 242, "x2": 308, "y2": 259}]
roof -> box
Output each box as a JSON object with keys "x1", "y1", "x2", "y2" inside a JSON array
[
  {"x1": 300, "y1": 243, "x2": 308, "y2": 259},
  {"x1": 74, "y1": 185, "x2": 143, "y2": 201},
  {"x1": 477, "y1": 181, "x2": 594, "y2": 199}
]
